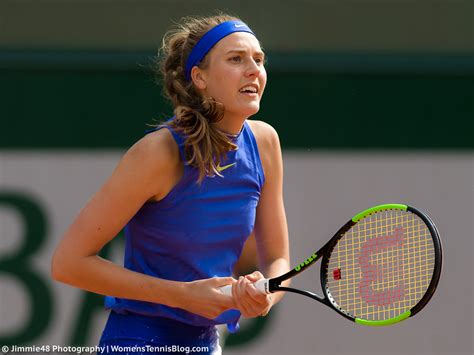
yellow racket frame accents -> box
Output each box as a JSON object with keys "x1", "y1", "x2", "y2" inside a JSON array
[
  {"x1": 352, "y1": 204, "x2": 407, "y2": 223},
  {"x1": 355, "y1": 310, "x2": 411, "y2": 326}
]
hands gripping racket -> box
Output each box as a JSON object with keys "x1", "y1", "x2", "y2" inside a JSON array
[{"x1": 221, "y1": 204, "x2": 442, "y2": 326}]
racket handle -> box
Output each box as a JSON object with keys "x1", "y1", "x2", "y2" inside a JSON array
[
  {"x1": 220, "y1": 284, "x2": 233, "y2": 296},
  {"x1": 255, "y1": 278, "x2": 270, "y2": 294},
  {"x1": 219, "y1": 278, "x2": 270, "y2": 296}
]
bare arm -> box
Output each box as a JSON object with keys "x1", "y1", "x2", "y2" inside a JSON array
[
  {"x1": 231, "y1": 120, "x2": 290, "y2": 317},
  {"x1": 51, "y1": 129, "x2": 235, "y2": 319},
  {"x1": 252, "y1": 121, "x2": 291, "y2": 304}
]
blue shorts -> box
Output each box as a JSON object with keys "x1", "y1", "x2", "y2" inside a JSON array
[{"x1": 98, "y1": 311, "x2": 221, "y2": 355}]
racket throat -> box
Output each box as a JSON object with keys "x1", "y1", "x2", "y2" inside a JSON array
[{"x1": 276, "y1": 286, "x2": 327, "y2": 304}]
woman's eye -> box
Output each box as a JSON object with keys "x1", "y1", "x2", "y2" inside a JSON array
[{"x1": 230, "y1": 56, "x2": 241, "y2": 63}]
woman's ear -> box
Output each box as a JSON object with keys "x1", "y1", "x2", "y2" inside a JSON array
[{"x1": 191, "y1": 67, "x2": 207, "y2": 90}]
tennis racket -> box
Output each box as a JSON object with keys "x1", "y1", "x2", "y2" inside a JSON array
[{"x1": 220, "y1": 204, "x2": 442, "y2": 326}]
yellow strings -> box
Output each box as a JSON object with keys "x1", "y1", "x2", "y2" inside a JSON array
[{"x1": 326, "y1": 210, "x2": 435, "y2": 320}]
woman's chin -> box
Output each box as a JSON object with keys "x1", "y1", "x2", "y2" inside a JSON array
[{"x1": 240, "y1": 103, "x2": 261, "y2": 117}]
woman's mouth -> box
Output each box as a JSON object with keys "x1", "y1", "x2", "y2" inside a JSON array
[{"x1": 239, "y1": 85, "x2": 259, "y2": 97}]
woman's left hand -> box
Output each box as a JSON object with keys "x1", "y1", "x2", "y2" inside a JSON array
[{"x1": 231, "y1": 271, "x2": 273, "y2": 318}]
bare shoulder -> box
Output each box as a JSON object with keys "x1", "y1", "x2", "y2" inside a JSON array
[
  {"x1": 126, "y1": 127, "x2": 179, "y2": 167},
  {"x1": 246, "y1": 120, "x2": 282, "y2": 178},
  {"x1": 116, "y1": 127, "x2": 181, "y2": 201},
  {"x1": 246, "y1": 119, "x2": 280, "y2": 151}
]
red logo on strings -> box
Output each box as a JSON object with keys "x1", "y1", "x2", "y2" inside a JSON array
[{"x1": 358, "y1": 228, "x2": 405, "y2": 306}]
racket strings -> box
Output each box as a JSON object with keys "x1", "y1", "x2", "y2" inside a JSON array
[{"x1": 326, "y1": 210, "x2": 435, "y2": 321}]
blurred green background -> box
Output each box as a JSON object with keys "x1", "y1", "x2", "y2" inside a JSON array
[{"x1": 1, "y1": 1, "x2": 472, "y2": 150}]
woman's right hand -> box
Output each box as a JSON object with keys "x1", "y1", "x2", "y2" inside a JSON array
[{"x1": 176, "y1": 277, "x2": 237, "y2": 319}]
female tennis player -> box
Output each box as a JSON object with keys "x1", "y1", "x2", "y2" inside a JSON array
[{"x1": 51, "y1": 14, "x2": 290, "y2": 354}]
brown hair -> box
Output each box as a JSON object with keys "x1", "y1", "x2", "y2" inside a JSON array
[{"x1": 156, "y1": 14, "x2": 243, "y2": 183}]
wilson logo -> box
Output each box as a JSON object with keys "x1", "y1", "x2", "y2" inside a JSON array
[{"x1": 295, "y1": 253, "x2": 317, "y2": 271}]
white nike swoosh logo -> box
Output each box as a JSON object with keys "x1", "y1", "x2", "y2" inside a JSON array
[{"x1": 234, "y1": 24, "x2": 245, "y2": 28}]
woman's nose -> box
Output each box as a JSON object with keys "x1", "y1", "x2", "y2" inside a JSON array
[{"x1": 245, "y1": 59, "x2": 263, "y2": 77}]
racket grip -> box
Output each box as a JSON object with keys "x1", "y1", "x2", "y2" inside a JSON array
[
  {"x1": 255, "y1": 278, "x2": 270, "y2": 294},
  {"x1": 219, "y1": 279, "x2": 270, "y2": 296},
  {"x1": 220, "y1": 284, "x2": 233, "y2": 296}
]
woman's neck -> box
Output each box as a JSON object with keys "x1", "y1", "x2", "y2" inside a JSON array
[{"x1": 214, "y1": 115, "x2": 246, "y2": 136}]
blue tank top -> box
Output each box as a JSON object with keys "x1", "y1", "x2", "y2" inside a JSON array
[{"x1": 104, "y1": 120, "x2": 265, "y2": 332}]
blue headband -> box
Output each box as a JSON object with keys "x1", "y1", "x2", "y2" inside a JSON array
[{"x1": 185, "y1": 20, "x2": 255, "y2": 81}]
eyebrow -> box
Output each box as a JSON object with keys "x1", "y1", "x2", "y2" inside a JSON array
[{"x1": 225, "y1": 49, "x2": 265, "y2": 57}]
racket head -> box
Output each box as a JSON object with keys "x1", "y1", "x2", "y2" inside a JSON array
[{"x1": 321, "y1": 204, "x2": 442, "y2": 326}]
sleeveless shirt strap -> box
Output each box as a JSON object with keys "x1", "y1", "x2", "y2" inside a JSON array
[
  {"x1": 242, "y1": 120, "x2": 266, "y2": 188},
  {"x1": 163, "y1": 125, "x2": 187, "y2": 162}
]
